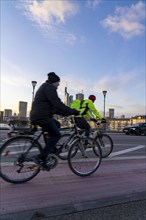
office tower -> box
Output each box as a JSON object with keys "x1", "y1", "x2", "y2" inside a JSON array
[
  {"x1": 64, "y1": 87, "x2": 70, "y2": 106},
  {"x1": 19, "y1": 101, "x2": 27, "y2": 117},
  {"x1": 3, "y1": 109, "x2": 12, "y2": 121},
  {"x1": 0, "y1": 111, "x2": 4, "y2": 122},
  {"x1": 4, "y1": 109, "x2": 12, "y2": 117},
  {"x1": 109, "y1": 108, "x2": 114, "y2": 119},
  {"x1": 76, "y1": 93, "x2": 84, "y2": 101},
  {"x1": 69, "y1": 95, "x2": 73, "y2": 106}
]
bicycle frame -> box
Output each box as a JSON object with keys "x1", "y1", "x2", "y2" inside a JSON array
[
  {"x1": 58, "y1": 121, "x2": 89, "y2": 158},
  {"x1": 21, "y1": 130, "x2": 44, "y2": 157}
]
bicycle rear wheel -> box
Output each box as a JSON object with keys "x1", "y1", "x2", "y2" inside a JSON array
[
  {"x1": 95, "y1": 134, "x2": 113, "y2": 158},
  {"x1": 0, "y1": 136, "x2": 41, "y2": 184},
  {"x1": 68, "y1": 137, "x2": 102, "y2": 177}
]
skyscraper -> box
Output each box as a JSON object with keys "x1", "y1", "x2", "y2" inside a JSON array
[
  {"x1": 19, "y1": 101, "x2": 27, "y2": 117},
  {"x1": 64, "y1": 87, "x2": 69, "y2": 106},
  {"x1": 69, "y1": 95, "x2": 73, "y2": 106},
  {"x1": 109, "y1": 108, "x2": 114, "y2": 119},
  {"x1": 76, "y1": 93, "x2": 84, "y2": 100},
  {"x1": 4, "y1": 109, "x2": 12, "y2": 117}
]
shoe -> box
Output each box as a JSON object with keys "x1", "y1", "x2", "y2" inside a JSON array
[{"x1": 32, "y1": 155, "x2": 50, "y2": 171}]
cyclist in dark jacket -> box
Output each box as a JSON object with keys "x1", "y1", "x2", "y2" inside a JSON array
[{"x1": 30, "y1": 72, "x2": 79, "y2": 169}]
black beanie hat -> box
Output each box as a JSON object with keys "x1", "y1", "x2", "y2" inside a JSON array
[{"x1": 47, "y1": 72, "x2": 60, "y2": 83}]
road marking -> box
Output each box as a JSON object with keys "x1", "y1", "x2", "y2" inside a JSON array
[
  {"x1": 109, "y1": 145, "x2": 146, "y2": 157},
  {"x1": 106, "y1": 156, "x2": 146, "y2": 160},
  {"x1": 114, "y1": 144, "x2": 141, "y2": 146}
]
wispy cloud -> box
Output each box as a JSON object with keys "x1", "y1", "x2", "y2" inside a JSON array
[
  {"x1": 86, "y1": 0, "x2": 102, "y2": 9},
  {"x1": 15, "y1": 0, "x2": 80, "y2": 44},
  {"x1": 65, "y1": 33, "x2": 77, "y2": 45},
  {"x1": 58, "y1": 74, "x2": 88, "y2": 98},
  {"x1": 93, "y1": 70, "x2": 139, "y2": 93},
  {"x1": 101, "y1": 1, "x2": 145, "y2": 39},
  {"x1": 1, "y1": 59, "x2": 38, "y2": 88},
  {"x1": 1, "y1": 60, "x2": 27, "y2": 86}
]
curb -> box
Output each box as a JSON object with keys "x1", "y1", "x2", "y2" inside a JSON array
[{"x1": 1, "y1": 192, "x2": 146, "y2": 220}]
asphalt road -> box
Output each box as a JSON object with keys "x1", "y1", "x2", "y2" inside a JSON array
[{"x1": 0, "y1": 133, "x2": 146, "y2": 220}]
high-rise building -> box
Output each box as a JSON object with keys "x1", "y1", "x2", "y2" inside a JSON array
[
  {"x1": 3, "y1": 109, "x2": 12, "y2": 121},
  {"x1": 4, "y1": 109, "x2": 12, "y2": 117},
  {"x1": 69, "y1": 95, "x2": 73, "y2": 106},
  {"x1": 64, "y1": 87, "x2": 70, "y2": 106},
  {"x1": 109, "y1": 108, "x2": 114, "y2": 119},
  {"x1": 0, "y1": 111, "x2": 4, "y2": 122},
  {"x1": 76, "y1": 93, "x2": 84, "y2": 100},
  {"x1": 19, "y1": 101, "x2": 27, "y2": 117}
]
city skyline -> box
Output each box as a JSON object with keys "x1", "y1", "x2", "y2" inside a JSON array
[
  {"x1": 1, "y1": 0, "x2": 145, "y2": 117},
  {"x1": 1, "y1": 96, "x2": 145, "y2": 119}
]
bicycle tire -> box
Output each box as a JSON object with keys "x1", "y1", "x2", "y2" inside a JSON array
[
  {"x1": 68, "y1": 137, "x2": 102, "y2": 177},
  {"x1": 0, "y1": 136, "x2": 41, "y2": 184},
  {"x1": 95, "y1": 133, "x2": 113, "y2": 158}
]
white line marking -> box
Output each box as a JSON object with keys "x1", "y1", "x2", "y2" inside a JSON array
[
  {"x1": 109, "y1": 145, "x2": 146, "y2": 157},
  {"x1": 105, "y1": 156, "x2": 146, "y2": 160}
]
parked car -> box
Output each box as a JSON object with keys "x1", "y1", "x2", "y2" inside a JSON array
[
  {"x1": 0, "y1": 123, "x2": 13, "y2": 143},
  {"x1": 123, "y1": 123, "x2": 146, "y2": 136}
]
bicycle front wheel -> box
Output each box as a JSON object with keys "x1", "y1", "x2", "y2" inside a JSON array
[
  {"x1": 95, "y1": 134, "x2": 113, "y2": 158},
  {"x1": 68, "y1": 137, "x2": 102, "y2": 177},
  {"x1": 0, "y1": 136, "x2": 41, "y2": 184}
]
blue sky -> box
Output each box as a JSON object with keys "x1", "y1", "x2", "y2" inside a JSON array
[{"x1": 1, "y1": 0, "x2": 145, "y2": 118}]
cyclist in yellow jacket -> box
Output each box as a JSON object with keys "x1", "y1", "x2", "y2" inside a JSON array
[{"x1": 70, "y1": 95, "x2": 106, "y2": 137}]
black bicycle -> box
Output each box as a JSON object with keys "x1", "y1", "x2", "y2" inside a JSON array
[
  {"x1": 0, "y1": 119, "x2": 102, "y2": 184},
  {"x1": 57, "y1": 120, "x2": 113, "y2": 159}
]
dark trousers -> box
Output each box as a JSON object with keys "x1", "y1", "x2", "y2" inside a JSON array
[
  {"x1": 36, "y1": 118, "x2": 61, "y2": 158},
  {"x1": 74, "y1": 117, "x2": 91, "y2": 137}
]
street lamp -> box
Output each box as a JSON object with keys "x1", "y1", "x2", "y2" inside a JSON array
[
  {"x1": 102, "y1": 90, "x2": 107, "y2": 118},
  {"x1": 31, "y1": 81, "x2": 37, "y2": 102}
]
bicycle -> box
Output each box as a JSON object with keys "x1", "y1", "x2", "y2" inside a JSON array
[
  {"x1": 56, "y1": 120, "x2": 113, "y2": 159},
  {"x1": 90, "y1": 121, "x2": 114, "y2": 158},
  {"x1": 0, "y1": 117, "x2": 102, "y2": 184}
]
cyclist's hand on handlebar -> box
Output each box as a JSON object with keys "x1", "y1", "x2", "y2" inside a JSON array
[
  {"x1": 73, "y1": 110, "x2": 80, "y2": 116},
  {"x1": 91, "y1": 118, "x2": 97, "y2": 122},
  {"x1": 101, "y1": 118, "x2": 106, "y2": 123}
]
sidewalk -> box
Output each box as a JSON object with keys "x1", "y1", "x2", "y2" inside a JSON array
[
  {"x1": 35, "y1": 199, "x2": 146, "y2": 220},
  {"x1": 0, "y1": 158, "x2": 146, "y2": 220}
]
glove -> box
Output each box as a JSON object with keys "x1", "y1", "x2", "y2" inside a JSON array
[
  {"x1": 91, "y1": 118, "x2": 97, "y2": 122},
  {"x1": 101, "y1": 118, "x2": 106, "y2": 123},
  {"x1": 73, "y1": 110, "x2": 80, "y2": 116}
]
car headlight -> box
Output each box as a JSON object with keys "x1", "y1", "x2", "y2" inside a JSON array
[{"x1": 131, "y1": 128, "x2": 136, "y2": 130}]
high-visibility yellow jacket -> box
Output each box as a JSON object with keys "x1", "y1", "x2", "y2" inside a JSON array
[{"x1": 70, "y1": 99, "x2": 103, "y2": 120}]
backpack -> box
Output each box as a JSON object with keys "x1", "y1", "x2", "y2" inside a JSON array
[{"x1": 70, "y1": 99, "x2": 89, "y2": 115}]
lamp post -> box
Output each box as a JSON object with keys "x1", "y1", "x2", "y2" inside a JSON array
[
  {"x1": 102, "y1": 91, "x2": 107, "y2": 130},
  {"x1": 31, "y1": 81, "x2": 37, "y2": 102},
  {"x1": 102, "y1": 90, "x2": 107, "y2": 118}
]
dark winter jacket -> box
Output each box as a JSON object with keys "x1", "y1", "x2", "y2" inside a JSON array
[{"x1": 30, "y1": 81, "x2": 78, "y2": 123}]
